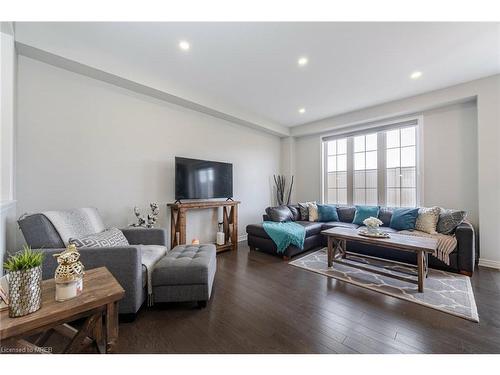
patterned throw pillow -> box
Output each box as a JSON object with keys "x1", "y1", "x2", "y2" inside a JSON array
[
  {"x1": 415, "y1": 206, "x2": 441, "y2": 234},
  {"x1": 69, "y1": 228, "x2": 129, "y2": 248},
  {"x1": 308, "y1": 202, "x2": 319, "y2": 222},
  {"x1": 298, "y1": 201, "x2": 316, "y2": 221},
  {"x1": 437, "y1": 209, "x2": 467, "y2": 234}
]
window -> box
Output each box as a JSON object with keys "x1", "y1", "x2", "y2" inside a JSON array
[
  {"x1": 325, "y1": 138, "x2": 348, "y2": 204},
  {"x1": 385, "y1": 127, "x2": 417, "y2": 207},
  {"x1": 353, "y1": 133, "x2": 377, "y2": 205},
  {"x1": 323, "y1": 121, "x2": 419, "y2": 207}
]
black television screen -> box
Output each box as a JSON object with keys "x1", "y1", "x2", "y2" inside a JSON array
[{"x1": 175, "y1": 157, "x2": 233, "y2": 200}]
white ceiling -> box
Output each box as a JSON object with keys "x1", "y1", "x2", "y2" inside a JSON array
[{"x1": 14, "y1": 22, "x2": 500, "y2": 128}]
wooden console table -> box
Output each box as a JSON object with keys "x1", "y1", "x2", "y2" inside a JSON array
[
  {"x1": 168, "y1": 200, "x2": 240, "y2": 253},
  {"x1": 0, "y1": 267, "x2": 124, "y2": 354}
]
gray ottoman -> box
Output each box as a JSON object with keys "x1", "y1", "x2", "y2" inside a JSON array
[{"x1": 152, "y1": 244, "x2": 216, "y2": 307}]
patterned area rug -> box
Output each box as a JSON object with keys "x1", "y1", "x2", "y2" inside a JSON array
[{"x1": 289, "y1": 248, "x2": 479, "y2": 322}]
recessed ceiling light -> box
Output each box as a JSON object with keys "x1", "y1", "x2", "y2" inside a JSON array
[
  {"x1": 298, "y1": 108, "x2": 306, "y2": 114},
  {"x1": 298, "y1": 57, "x2": 308, "y2": 67},
  {"x1": 179, "y1": 40, "x2": 190, "y2": 51},
  {"x1": 410, "y1": 71, "x2": 422, "y2": 79}
]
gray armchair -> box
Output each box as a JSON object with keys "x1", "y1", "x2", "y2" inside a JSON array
[{"x1": 18, "y1": 209, "x2": 167, "y2": 318}]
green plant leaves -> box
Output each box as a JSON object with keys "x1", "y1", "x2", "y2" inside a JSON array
[{"x1": 3, "y1": 245, "x2": 44, "y2": 272}]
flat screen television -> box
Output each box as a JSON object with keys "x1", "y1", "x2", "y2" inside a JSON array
[{"x1": 175, "y1": 157, "x2": 233, "y2": 200}]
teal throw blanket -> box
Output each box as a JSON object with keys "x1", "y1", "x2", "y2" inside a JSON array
[{"x1": 262, "y1": 221, "x2": 306, "y2": 253}]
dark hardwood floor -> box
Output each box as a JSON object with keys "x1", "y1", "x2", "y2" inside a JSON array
[{"x1": 117, "y1": 242, "x2": 500, "y2": 354}]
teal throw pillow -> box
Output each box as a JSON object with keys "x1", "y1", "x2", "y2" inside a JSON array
[
  {"x1": 352, "y1": 205, "x2": 380, "y2": 225},
  {"x1": 389, "y1": 208, "x2": 420, "y2": 231},
  {"x1": 317, "y1": 204, "x2": 339, "y2": 222}
]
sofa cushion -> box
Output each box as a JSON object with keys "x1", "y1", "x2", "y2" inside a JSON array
[
  {"x1": 378, "y1": 207, "x2": 393, "y2": 227},
  {"x1": 437, "y1": 208, "x2": 467, "y2": 234},
  {"x1": 295, "y1": 221, "x2": 324, "y2": 236},
  {"x1": 69, "y1": 228, "x2": 129, "y2": 248},
  {"x1": 353, "y1": 205, "x2": 380, "y2": 225},
  {"x1": 321, "y1": 222, "x2": 360, "y2": 230},
  {"x1": 288, "y1": 205, "x2": 301, "y2": 221},
  {"x1": 336, "y1": 206, "x2": 356, "y2": 223},
  {"x1": 265, "y1": 206, "x2": 293, "y2": 222},
  {"x1": 152, "y1": 244, "x2": 216, "y2": 286},
  {"x1": 141, "y1": 245, "x2": 168, "y2": 289},
  {"x1": 317, "y1": 204, "x2": 339, "y2": 222},
  {"x1": 415, "y1": 206, "x2": 441, "y2": 234},
  {"x1": 389, "y1": 208, "x2": 419, "y2": 231},
  {"x1": 18, "y1": 213, "x2": 65, "y2": 249},
  {"x1": 308, "y1": 202, "x2": 319, "y2": 222}
]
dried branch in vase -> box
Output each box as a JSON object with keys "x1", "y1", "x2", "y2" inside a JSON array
[{"x1": 273, "y1": 175, "x2": 294, "y2": 206}]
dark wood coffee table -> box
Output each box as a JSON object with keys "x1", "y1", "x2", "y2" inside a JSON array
[
  {"x1": 321, "y1": 227, "x2": 438, "y2": 292},
  {"x1": 0, "y1": 267, "x2": 124, "y2": 353}
]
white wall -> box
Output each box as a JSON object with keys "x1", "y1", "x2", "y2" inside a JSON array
[
  {"x1": 13, "y1": 56, "x2": 280, "y2": 248},
  {"x1": 1, "y1": 23, "x2": 17, "y2": 275},
  {"x1": 292, "y1": 74, "x2": 500, "y2": 266},
  {"x1": 422, "y1": 101, "x2": 478, "y2": 228}
]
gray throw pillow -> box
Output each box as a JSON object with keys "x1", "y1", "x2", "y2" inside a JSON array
[
  {"x1": 336, "y1": 206, "x2": 356, "y2": 223},
  {"x1": 378, "y1": 207, "x2": 393, "y2": 227},
  {"x1": 436, "y1": 209, "x2": 467, "y2": 234},
  {"x1": 69, "y1": 228, "x2": 129, "y2": 248},
  {"x1": 265, "y1": 206, "x2": 293, "y2": 222}
]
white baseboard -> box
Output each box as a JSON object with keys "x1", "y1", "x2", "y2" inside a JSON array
[
  {"x1": 238, "y1": 234, "x2": 248, "y2": 242},
  {"x1": 478, "y1": 258, "x2": 500, "y2": 270}
]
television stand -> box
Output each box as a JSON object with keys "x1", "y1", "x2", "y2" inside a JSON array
[{"x1": 167, "y1": 200, "x2": 241, "y2": 253}]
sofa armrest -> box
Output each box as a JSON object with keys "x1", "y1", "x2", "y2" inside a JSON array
[
  {"x1": 454, "y1": 222, "x2": 475, "y2": 275},
  {"x1": 121, "y1": 227, "x2": 167, "y2": 246},
  {"x1": 39, "y1": 246, "x2": 143, "y2": 314}
]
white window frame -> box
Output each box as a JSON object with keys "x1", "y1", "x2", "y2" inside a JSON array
[{"x1": 321, "y1": 116, "x2": 424, "y2": 206}]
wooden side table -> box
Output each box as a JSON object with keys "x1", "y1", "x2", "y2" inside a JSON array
[{"x1": 0, "y1": 267, "x2": 124, "y2": 354}]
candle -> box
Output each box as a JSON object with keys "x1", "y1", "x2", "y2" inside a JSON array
[
  {"x1": 216, "y1": 231, "x2": 225, "y2": 245},
  {"x1": 55, "y1": 278, "x2": 83, "y2": 301}
]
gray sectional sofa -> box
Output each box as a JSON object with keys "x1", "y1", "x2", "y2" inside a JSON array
[{"x1": 246, "y1": 205, "x2": 476, "y2": 275}]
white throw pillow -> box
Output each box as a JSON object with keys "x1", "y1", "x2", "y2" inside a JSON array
[{"x1": 415, "y1": 206, "x2": 441, "y2": 234}]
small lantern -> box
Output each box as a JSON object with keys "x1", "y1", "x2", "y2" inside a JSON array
[{"x1": 53, "y1": 244, "x2": 84, "y2": 301}]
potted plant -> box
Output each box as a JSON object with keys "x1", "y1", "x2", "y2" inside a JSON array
[{"x1": 3, "y1": 246, "x2": 44, "y2": 317}]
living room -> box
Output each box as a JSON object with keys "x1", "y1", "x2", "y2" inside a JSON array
[{"x1": 1, "y1": 0, "x2": 500, "y2": 372}]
